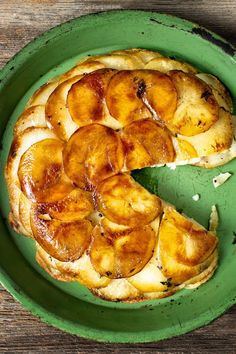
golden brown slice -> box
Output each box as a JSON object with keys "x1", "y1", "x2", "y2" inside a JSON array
[
  {"x1": 179, "y1": 108, "x2": 234, "y2": 158},
  {"x1": 33, "y1": 188, "x2": 94, "y2": 222},
  {"x1": 121, "y1": 118, "x2": 175, "y2": 169},
  {"x1": 67, "y1": 69, "x2": 117, "y2": 126},
  {"x1": 18, "y1": 139, "x2": 73, "y2": 203},
  {"x1": 96, "y1": 174, "x2": 162, "y2": 227},
  {"x1": 46, "y1": 76, "x2": 81, "y2": 140},
  {"x1": 106, "y1": 70, "x2": 177, "y2": 126},
  {"x1": 145, "y1": 57, "x2": 197, "y2": 74},
  {"x1": 167, "y1": 71, "x2": 219, "y2": 136},
  {"x1": 197, "y1": 73, "x2": 233, "y2": 112},
  {"x1": 31, "y1": 208, "x2": 93, "y2": 262},
  {"x1": 157, "y1": 207, "x2": 218, "y2": 284},
  {"x1": 63, "y1": 124, "x2": 124, "y2": 190},
  {"x1": 90, "y1": 222, "x2": 156, "y2": 278}
]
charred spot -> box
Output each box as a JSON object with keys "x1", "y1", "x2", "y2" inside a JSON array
[
  {"x1": 197, "y1": 120, "x2": 202, "y2": 126},
  {"x1": 105, "y1": 271, "x2": 112, "y2": 277},
  {"x1": 57, "y1": 122, "x2": 61, "y2": 126},
  {"x1": 129, "y1": 268, "x2": 135, "y2": 273},
  {"x1": 201, "y1": 90, "x2": 212, "y2": 100},
  {"x1": 136, "y1": 79, "x2": 146, "y2": 99},
  {"x1": 160, "y1": 279, "x2": 172, "y2": 288}
]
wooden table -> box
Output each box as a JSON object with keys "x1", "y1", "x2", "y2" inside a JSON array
[{"x1": 0, "y1": 1, "x2": 236, "y2": 352}]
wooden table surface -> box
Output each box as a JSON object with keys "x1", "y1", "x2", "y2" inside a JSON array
[{"x1": 0, "y1": 1, "x2": 236, "y2": 353}]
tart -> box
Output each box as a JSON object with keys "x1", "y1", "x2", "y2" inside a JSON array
[{"x1": 5, "y1": 48, "x2": 235, "y2": 302}]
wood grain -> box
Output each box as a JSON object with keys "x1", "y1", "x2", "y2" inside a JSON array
[{"x1": 0, "y1": 1, "x2": 236, "y2": 353}]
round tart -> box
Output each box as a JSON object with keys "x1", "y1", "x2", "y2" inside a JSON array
[{"x1": 5, "y1": 48, "x2": 235, "y2": 302}]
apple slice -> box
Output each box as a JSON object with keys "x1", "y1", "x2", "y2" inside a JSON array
[
  {"x1": 18, "y1": 139, "x2": 73, "y2": 203},
  {"x1": 96, "y1": 174, "x2": 162, "y2": 227},
  {"x1": 31, "y1": 208, "x2": 93, "y2": 262},
  {"x1": 121, "y1": 118, "x2": 175, "y2": 170},
  {"x1": 157, "y1": 206, "x2": 218, "y2": 284},
  {"x1": 106, "y1": 70, "x2": 177, "y2": 126},
  {"x1": 90, "y1": 222, "x2": 156, "y2": 278},
  {"x1": 67, "y1": 68, "x2": 117, "y2": 126},
  {"x1": 167, "y1": 71, "x2": 219, "y2": 136},
  {"x1": 63, "y1": 124, "x2": 124, "y2": 190}
]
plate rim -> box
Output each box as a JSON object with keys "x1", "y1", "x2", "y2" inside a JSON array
[{"x1": 0, "y1": 9, "x2": 236, "y2": 343}]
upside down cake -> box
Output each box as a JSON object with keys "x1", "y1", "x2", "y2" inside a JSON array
[{"x1": 5, "y1": 48, "x2": 235, "y2": 302}]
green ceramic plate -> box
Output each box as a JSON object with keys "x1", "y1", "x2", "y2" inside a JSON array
[{"x1": 0, "y1": 10, "x2": 236, "y2": 343}]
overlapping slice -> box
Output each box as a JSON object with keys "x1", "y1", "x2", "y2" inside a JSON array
[
  {"x1": 106, "y1": 70, "x2": 177, "y2": 126},
  {"x1": 31, "y1": 189, "x2": 94, "y2": 262},
  {"x1": 36, "y1": 244, "x2": 111, "y2": 288},
  {"x1": 14, "y1": 105, "x2": 47, "y2": 136},
  {"x1": 90, "y1": 221, "x2": 156, "y2": 278},
  {"x1": 167, "y1": 71, "x2": 219, "y2": 136},
  {"x1": 145, "y1": 57, "x2": 197, "y2": 74},
  {"x1": 63, "y1": 124, "x2": 124, "y2": 190},
  {"x1": 96, "y1": 173, "x2": 162, "y2": 227},
  {"x1": 45, "y1": 75, "x2": 81, "y2": 140},
  {"x1": 18, "y1": 138, "x2": 73, "y2": 203},
  {"x1": 67, "y1": 68, "x2": 117, "y2": 126},
  {"x1": 31, "y1": 212, "x2": 92, "y2": 262},
  {"x1": 157, "y1": 207, "x2": 218, "y2": 284},
  {"x1": 121, "y1": 118, "x2": 175, "y2": 169},
  {"x1": 179, "y1": 108, "x2": 234, "y2": 158}
]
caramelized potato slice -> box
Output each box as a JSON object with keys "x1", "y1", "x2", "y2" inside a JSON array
[
  {"x1": 106, "y1": 70, "x2": 177, "y2": 126},
  {"x1": 18, "y1": 139, "x2": 73, "y2": 202},
  {"x1": 31, "y1": 209, "x2": 92, "y2": 262},
  {"x1": 63, "y1": 124, "x2": 124, "y2": 190},
  {"x1": 67, "y1": 69, "x2": 117, "y2": 126},
  {"x1": 145, "y1": 57, "x2": 197, "y2": 74},
  {"x1": 34, "y1": 189, "x2": 94, "y2": 222},
  {"x1": 167, "y1": 71, "x2": 219, "y2": 136},
  {"x1": 96, "y1": 174, "x2": 162, "y2": 227},
  {"x1": 121, "y1": 118, "x2": 175, "y2": 169},
  {"x1": 46, "y1": 76, "x2": 81, "y2": 140},
  {"x1": 178, "y1": 108, "x2": 234, "y2": 157},
  {"x1": 197, "y1": 73, "x2": 233, "y2": 112},
  {"x1": 157, "y1": 207, "x2": 218, "y2": 283},
  {"x1": 90, "y1": 223, "x2": 156, "y2": 278}
]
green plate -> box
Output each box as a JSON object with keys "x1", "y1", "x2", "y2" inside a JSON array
[{"x1": 0, "y1": 10, "x2": 236, "y2": 343}]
